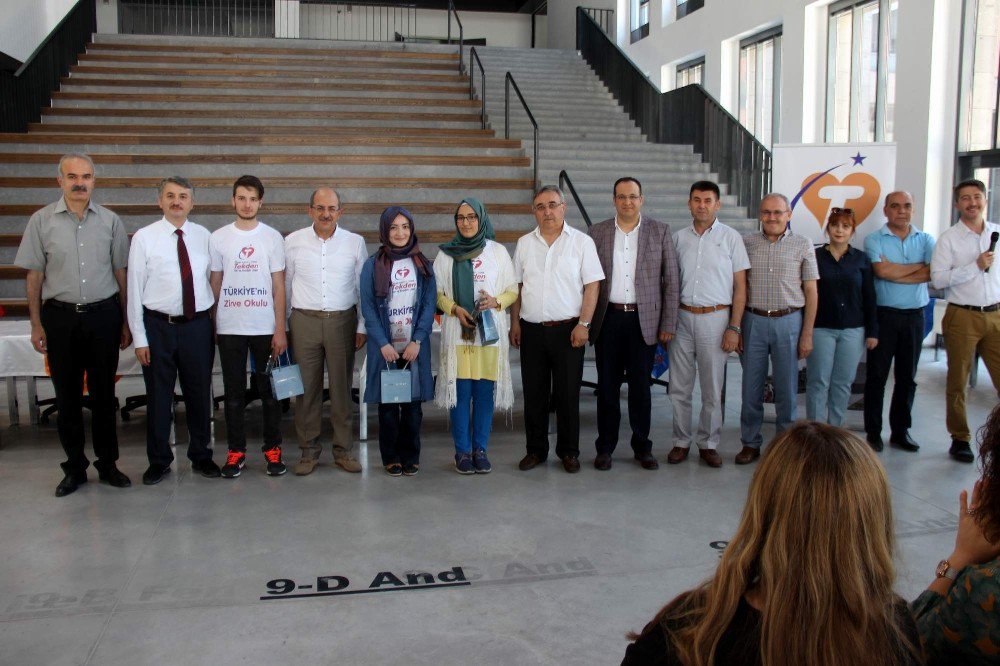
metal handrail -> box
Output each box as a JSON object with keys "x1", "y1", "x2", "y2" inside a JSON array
[
  {"x1": 447, "y1": 0, "x2": 465, "y2": 74},
  {"x1": 468, "y1": 47, "x2": 485, "y2": 130},
  {"x1": 559, "y1": 170, "x2": 593, "y2": 228},
  {"x1": 505, "y1": 72, "x2": 539, "y2": 189}
]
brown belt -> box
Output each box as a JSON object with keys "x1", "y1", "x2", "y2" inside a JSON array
[
  {"x1": 294, "y1": 306, "x2": 355, "y2": 319},
  {"x1": 609, "y1": 302, "x2": 638, "y2": 312},
  {"x1": 747, "y1": 307, "x2": 800, "y2": 318},
  {"x1": 540, "y1": 318, "x2": 577, "y2": 327},
  {"x1": 680, "y1": 303, "x2": 729, "y2": 314},
  {"x1": 950, "y1": 302, "x2": 1000, "y2": 313}
]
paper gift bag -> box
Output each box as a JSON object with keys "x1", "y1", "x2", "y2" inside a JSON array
[
  {"x1": 380, "y1": 363, "x2": 412, "y2": 404},
  {"x1": 266, "y1": 352, "x2": 304, "y2": 400}
]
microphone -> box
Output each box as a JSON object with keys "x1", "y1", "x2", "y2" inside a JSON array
[{"x1": 988, "y1": 232, "x2": 999, "y2": 273}]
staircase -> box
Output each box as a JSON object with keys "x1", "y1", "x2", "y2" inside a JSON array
[
  {"x1": 473, "y1": 46, "x2": 757, "y2": 231},
  {"x1": 0, "y1": 35, "x2": 756, "y2": 317}
]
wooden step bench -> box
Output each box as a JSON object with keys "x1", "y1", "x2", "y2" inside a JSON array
[
  {"x1": 60, "y1": 76, "x2": 470, "y2": 95},
  {"x1": 4, "y1": 134, "x2": 514, "y2": 149},
  {"x1": 27, "y1": 124, "x2": 497, "y2": 139},
  {"x1": 78, "y1": 52, "x2": 460, "y2": 71},
  {"x1": 0, "y1": 177, "x2": 535, "y2": 191},
  {"x1": 52, "y1": 91, "x2": 482, "y2": 109},
  {"x1": 42, "y1": 107, "x2": 482, "y2": 123},
  {"x1": 0, "y1": 153, "x2": 531, "y2": 167},
  {"x1": 70, "y1": 65, "x2": 468, "y2": 83},
  {"x1": 87, "y1": 42, "x2": 460, "y2": 61},
  {"x1": 0, "y1": 203, "x2": 531, "y2": 217}
]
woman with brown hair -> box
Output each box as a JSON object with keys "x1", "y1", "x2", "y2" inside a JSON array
[
  {"x1": 622, "y1": 422, "x2": 921, "y2": 666},
  {"x1": 913, "y1": 403, "x2": 1000, "y2": 664}
]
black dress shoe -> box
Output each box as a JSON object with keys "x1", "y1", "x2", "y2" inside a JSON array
[
  {"x1": 561, "y1": 455, "x2": 581, "y2": 473},
  {"x1": 866, "y1": 433, "x2": 884, "y2": 452},
  {"x1": 889, "y1": 431, "x2": 920, "y2": 452},
  {"x1": 594, "y1": 453, "x2": 613, "y2": 471},
  {"x1": 142, "y1": 464, "x2": 171, "y2": 486},
  {"x1": 55, "y1": 472, "x2": 87, "y2": 497},
  {"x1": 98, "y1": 466, "x2": 132, "y2": 488},
  {"x1": 191, "y1": 459, "x2": 222, "y2": 478},
  {"x1": 634, "y1": 452, "x2": 659, "y2": 470},
  {"x1": 949, "y1": 439, "x2": 975, "y2": 463},
  {"x1": 518, "y1": 453, "x2": 545, "y2": 471}
]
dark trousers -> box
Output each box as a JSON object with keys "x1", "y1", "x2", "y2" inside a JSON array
[
  {"x1": 217, "y1": 333, "x2": 282, "y2": 453},
  {"x1": 40, "y1": 300, "x2": 122, "y2": 475},
  {"x1": 141, "y1": 310, "x2": 214, "y2": 467},
  {"x1": 519, "y1": 319, "x2": 584, "y2": 459},
  {"x1": 377, "y1": 401, "x2": 422, "y2": 467},
  {"x1": 594, "y1": 309, "x2": 655, "y2": 455},
  {"x1": 863, "y1": 306, "x2": 924, "y2": 437}
]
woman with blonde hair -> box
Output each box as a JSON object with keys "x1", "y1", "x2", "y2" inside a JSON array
[{"x1": 622, "y1": 422, "x2": 921, "y2": 666}]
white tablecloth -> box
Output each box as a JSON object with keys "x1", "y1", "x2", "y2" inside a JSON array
[{"x1": 0, "y1": 320, "x2": 142, "y2": 377}]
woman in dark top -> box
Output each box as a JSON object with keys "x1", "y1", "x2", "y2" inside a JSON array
[
  {"x1": 622, "y1": 422, "x2": 922, "y2": 666},
  {"x1": 913, "y1": 402, "x2": 1000, "y2": 664},
  {"x1": 806, "y1": 207, "x2": 878, "y2": 426}
]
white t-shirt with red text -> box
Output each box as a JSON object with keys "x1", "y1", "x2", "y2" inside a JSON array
[
  {"x1": 210, "y1": 222, "x2": 285, "y2": 335},
  {"x1": 387, "y1": 258, "x2": 418, "y2": 353}
]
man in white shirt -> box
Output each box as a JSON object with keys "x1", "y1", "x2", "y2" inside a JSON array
[
  {"x1": 510, "y1": 185, "x2": 605, "y2": 473},
  {"x1": 284, "y1": 188, "x2": 367, "y2": 476},
  {"x1": 667, "y1": 180, "x2": 750, "y2": 468},
  {"x1": 931, "y1": 179, "x2": 1000, "y2": 463},
  {"x1": 127, "y1": 176, "x2": 219, "y2": 485},
  {"x1": 210, "y1": 175, "x2": 287, "y2": 478}
]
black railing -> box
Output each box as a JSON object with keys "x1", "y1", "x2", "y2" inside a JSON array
[
  {"x1": 469, "y1": 47, "x2": 485, "y2": 130},
  {"x1": 118, "y1": 0, "x2": 418, "y2": 41},
  {"x1": 577, "y1": 7, "x2": 770, "y2": 218},
  {"x1": 505, "y1": 72, "x2": 539, "y2": 189},
  {"x1": 447, "y1": 0, "x2": 464, "y2": 74},
  {"x1": 0, "y1": 0, "x2": 95, "y2": 133},
  {"x1": 583, "y1": 7, "x2": 614, "y2": 37},
  {"x1": 559, "y1": 170, "x2": 593, "y2": 228}
]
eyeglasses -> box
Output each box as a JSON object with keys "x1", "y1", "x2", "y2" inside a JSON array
[
  {"x1": 830, "y1": 207, "x2": 854, "y2": 214},
  {"x1": 310, "y1": 205, "x2": 341, "y2": 214},
  {"x1": 532, "y1": 201, "x2": 565, "y2": 213},
  {"x1": 615, "y1": 194, "x2": 641, "y2": 202},
  {"x1": 759, "y1": 209, "x2": 790, "y2": 217},
  {"x1": 456, "y1": 213, "x2": 479, "y2": 224}
]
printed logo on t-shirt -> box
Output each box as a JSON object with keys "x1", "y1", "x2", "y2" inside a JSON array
[
  {"x1": 394, "y1": 266, "x2": 411, "y2": 280},
  {"x1": 234, "y1": 245, "x2": 260, "y2": 273},
  {"x1": 472, "y1": 258, "x2": 483, "y2": 269}
]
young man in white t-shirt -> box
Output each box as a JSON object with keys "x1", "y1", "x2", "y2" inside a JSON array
[{"x1": 210, "y1": 175, "x2": 288, "y2": 477}]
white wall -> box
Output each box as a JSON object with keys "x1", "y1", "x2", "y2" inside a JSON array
[
  {"x1": 547, "y1": 0, "x2": 617, "y2": 50},
  {"x1": 0, "y1": 0, "x2": 80, "y2": 63},
  {"x1": 615, "y1": 0, "x2": 962, "y2": 238}
]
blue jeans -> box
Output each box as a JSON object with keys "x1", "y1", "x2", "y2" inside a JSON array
[
  {"x1": 740, "y1": 310, "x2": 801, "y2": 449},
  {"x1": 806, "y1": 327, "x2": 865, "y2": 426},
  {"x1": 450, "y1": 379, "x2": 495, "y2": 454}
]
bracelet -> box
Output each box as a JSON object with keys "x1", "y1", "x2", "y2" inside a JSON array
[{"x1": 726, "y1": 325, "x2": 742, "y2": 334}]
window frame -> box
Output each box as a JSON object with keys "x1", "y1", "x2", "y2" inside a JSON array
[
  {"x1": 739, "y1": 27, "x2": 782, "y2": 147},
  {"x1": 676, "y1": 56, "x2": 705, "y2": 89}
]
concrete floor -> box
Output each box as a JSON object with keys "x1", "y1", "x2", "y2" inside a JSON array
[{"x1": 0, "y1": 348, "x2": 992, "y2": 666}]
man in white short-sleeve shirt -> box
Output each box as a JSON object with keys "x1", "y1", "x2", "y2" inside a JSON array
[
  {"x1": 510, "y1": 185, "x2": 605, "y2": 473},
  {"x1": 210, "y1": 175, "x2": 287, "y2": 479}
]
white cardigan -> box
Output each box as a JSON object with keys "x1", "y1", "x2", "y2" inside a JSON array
[{"x1": 433, "y1": 240, "x2": 517, "y2": 410}]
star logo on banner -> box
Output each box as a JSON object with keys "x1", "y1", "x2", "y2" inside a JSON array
[{"x1": 851, "y1": 152, "x2": 866, "y2": 166}]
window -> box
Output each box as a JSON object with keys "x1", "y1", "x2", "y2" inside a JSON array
[
  {"x1": 739, "y1": 28, "x2": 782, "y2": 147},
  {"x1": 630, "y1": 0, "x2": 649, "y2": 43},
  {"x1": 958, "y1": 0, "x2": 999, "y2": 152},
  {"x1": 676, "y1": 0, "x2": 705, "y2": 20},
  {"x1": 825, "y1": 0, "x2": 898, "y2": 142},
  {"x1": 676, "y1": 57, "x2": 704, "y2": 88}
]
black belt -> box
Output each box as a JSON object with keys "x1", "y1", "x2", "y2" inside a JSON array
[
  {"x1": 950, "y1": 302, "x2": 1000, "y2": 313},
  {"x1": 144, "y1": 307, "x2": 211, "y2": 324},
  {"x1": 609, "y1": 302, "x2": 638, "y2": 312},
  {"x1": 45, "y1": 295, "x2": 119, "y2": 313},
  {"x1": 877, "y1": 306, "x2": 924, "y2": 314},
  {"x1": 747, "y1": 307, "x2": 800, "y2": 318}
]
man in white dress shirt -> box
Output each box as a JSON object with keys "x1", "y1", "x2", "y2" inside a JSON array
[
  {"x1": 510, "y1": 185, "x2": 605, "y2": 473},
  {"x1": 931, "y1": 179, "x2": 1000, "y2": 463},
  {"x1": 284, "y1": 188, "x2": 367, "y2": 476},
  {"x1": 127, "y1": 176, "x2": 219, "y2": 485}
]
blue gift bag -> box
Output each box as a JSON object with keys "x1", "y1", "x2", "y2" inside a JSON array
[
  {"x1": 266, "y1": 352, "x2": 304, "y2": 400},
  {"x1": 380, "y1": 362, "x2": 412, "y2": 404}
]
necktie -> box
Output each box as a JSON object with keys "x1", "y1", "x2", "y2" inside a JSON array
[{"x1": 175, "y1": 228, "x2": 195, "y2": 320}]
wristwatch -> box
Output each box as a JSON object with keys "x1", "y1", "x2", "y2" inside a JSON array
[
  {"x1": 726, "y1": 325, "x2": 742, "y2": 334},
  {"x1": 935, "y1": 559, "x2": 959, "y2": 581},
  {"x1": 579, "y1": 321, "x2": 591, "y2": 329}
]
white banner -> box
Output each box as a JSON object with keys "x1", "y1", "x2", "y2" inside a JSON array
[{"x1": 771, "y1": 143, "x2": 896, "y2": 246}]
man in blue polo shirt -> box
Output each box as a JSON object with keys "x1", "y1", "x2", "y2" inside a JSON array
[{"x1": 863, "y1": 191, "x2": 935, "y2": 452}]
